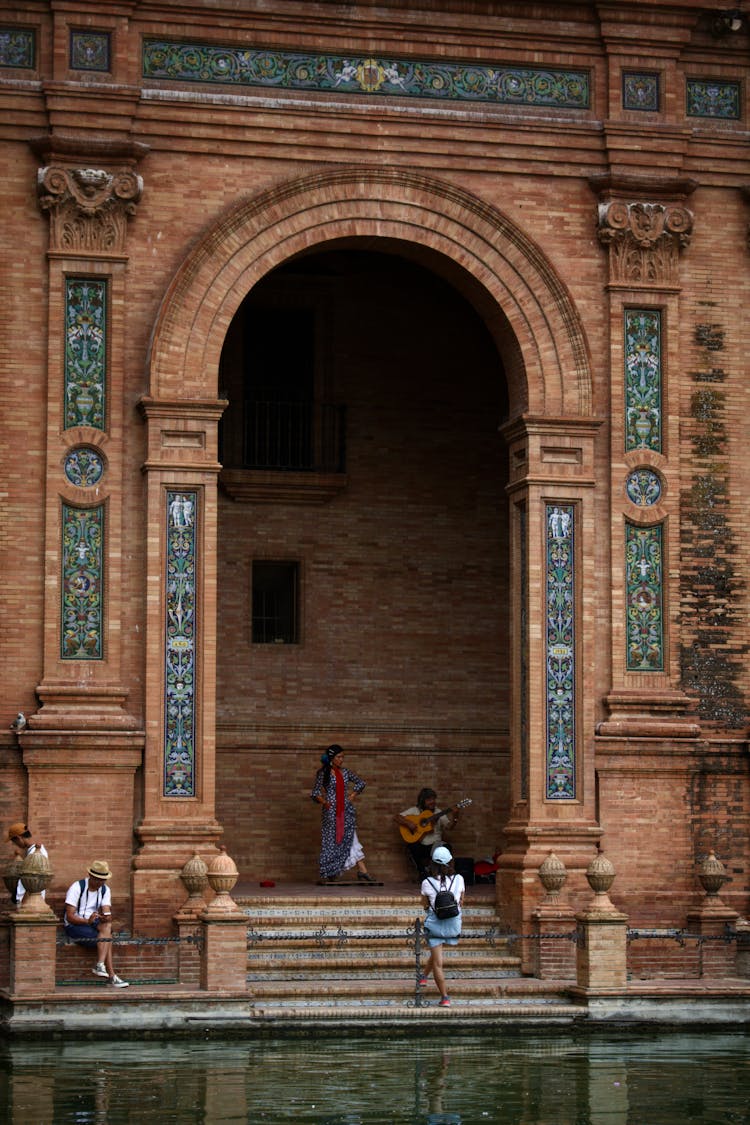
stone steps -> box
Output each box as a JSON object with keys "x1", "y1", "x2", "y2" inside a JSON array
[{"x1": 237, "y1": 891, "x2": 525, "y2": 1003}]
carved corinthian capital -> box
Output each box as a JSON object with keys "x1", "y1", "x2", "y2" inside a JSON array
[
  {"x1": 37, "y1": 165, "x2": 143, "y2": 255},
  {"x1": 597, "y1": 199, "x2": 693, "y2": 287}
]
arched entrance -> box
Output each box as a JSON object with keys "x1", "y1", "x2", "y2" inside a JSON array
[{"x1": 137, "y1": 168, "x2": 597, "y2": 932}]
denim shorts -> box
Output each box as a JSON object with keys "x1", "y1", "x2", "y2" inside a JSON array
[{"x1": 64, "y1": 921, "x2": 100, "y2": 947}]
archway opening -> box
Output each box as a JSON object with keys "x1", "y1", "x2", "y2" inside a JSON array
[{"x1": 215, "y1": 241, "x2": 512, "y2": 883}]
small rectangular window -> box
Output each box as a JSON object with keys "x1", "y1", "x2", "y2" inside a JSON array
[{"x1": 252, "y1": 561, "x2": 298, "y2": 644}]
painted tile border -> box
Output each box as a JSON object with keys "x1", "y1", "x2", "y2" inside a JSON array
[
  {"x1": 61, "y1": 504, "x2": 104, "y2": 660},
  {"x1": 625, "y1": 522, "x2": 664, "y2": 672},
  {"x1": 545, "y1": 503, "x2": 576, "y2": 800},
  {"x1": 625, "y1": 309, "x2": 662, "y2": 454},
  {"x1": 142, "y1": 38, "x2": 591, "y2": 110},
  {"x1": 65, "y1": 279, "x2": 107, "y2": 432},
  {"x1": 164, "y1": 490, "x2": 198, "y2": 798}
]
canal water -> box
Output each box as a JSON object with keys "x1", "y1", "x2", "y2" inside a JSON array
[{"x1": 1, "y1": 1031, "x2": 748, "y2": 1123}]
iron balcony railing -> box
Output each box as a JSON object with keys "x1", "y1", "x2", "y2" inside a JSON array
[{"x1": 243, "y1": 399, "x2": 346, "y2": 472}]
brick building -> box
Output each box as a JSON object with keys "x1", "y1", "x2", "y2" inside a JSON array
[{"x1": 0, "y1": 0, "x2": 748, "y2": 944}]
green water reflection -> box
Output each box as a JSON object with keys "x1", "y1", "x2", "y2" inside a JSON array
[{"x1": 1, "y1": 1032, "x2": 749, "y2": 1123}]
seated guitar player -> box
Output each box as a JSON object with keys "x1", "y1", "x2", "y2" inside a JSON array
[{"x1": 395, "y1": 788, "x2": 463, "y2": 881}]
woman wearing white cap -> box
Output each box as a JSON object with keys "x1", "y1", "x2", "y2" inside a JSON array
[{"x1": 419, "y1": 846, "x2": 465, "y2": 1007}]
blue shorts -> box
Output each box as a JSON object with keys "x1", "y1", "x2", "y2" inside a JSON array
[{"x1": 64, "y1": 921, "x2": 100, "y2": 947}]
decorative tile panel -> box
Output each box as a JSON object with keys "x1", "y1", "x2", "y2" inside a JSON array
[
  {"x1": 546, "y1": 504, "x2": 576, "y2": 800},
  {"x1": 64, "y1": 446, "x2": 105, "y2": 487},
  {"x1": 143, "y1": 39, "x2": 590, "y2": 109},
  {"x1": 686, "y1": 79, "x2": 740, "y2": 119},
  {"x1": 622, "y1": 71, "x2": 659, "y2": 112},
  {"x1": 164, "y1": 491, "x2": 198, "y2": 797},
  {"x1": 61, "y1": 504, "x2": 104, "y2": 659},
  {"x1": 70, "y1": 30, "x2": 111, "y2": 72},
  {"x1": 625, "y1": 310, "x2": 661, "y2": 453},
  {"x1": 625, "y1": 522, "x2": 664, "y2": 672},
  {"x1": 625, "y1": 468, "x2": 662, "y2": 507},
  {"x1": 0, "y1": 27, "x2": 34, "y2": 68},
  {"x1": 65, "y1": 279, "x2": 107, "y2": 431},
  {"x1": 519, "y1": 503, "x2": 528, "y2": 802}
]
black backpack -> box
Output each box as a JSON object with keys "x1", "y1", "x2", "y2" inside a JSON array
[{"x1": 429, "y1": 876, "x2": 460, "y2": 919}]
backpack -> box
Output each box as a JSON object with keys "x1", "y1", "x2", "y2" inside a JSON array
[{"x1": 429, "y1": 876, "x2": 460, "y2": 919}]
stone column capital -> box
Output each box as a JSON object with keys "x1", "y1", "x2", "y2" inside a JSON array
[{"x1": 37, "y1": 164, "x2": 143, "y2": 255}]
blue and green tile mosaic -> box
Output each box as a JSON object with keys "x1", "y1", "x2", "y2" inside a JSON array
[
  {"x1": 0, "y1": 27, "x2": 34, "y2": 68},
  {"x1": 625, "y1": 309, "x2": 662, "y2": 454},
  {"x1": 64, "y1": 447, "x2": 105, "y2": 488},
  {"x1": 65, "y1": 280, "x2": 107, "y2": 431},
  {"x1": 686, "y1": 79, "x2": 740, "y2": 119},
  {"x1": 70, "y1": 30, "x2": 111, "y2": 72},
  {"x1": 626, "y1": 468, "x2": 662, "y2": 507},
  {"x1": 61, "y1": 504, "x2": 104, "y2": 660},
  {"x1": 625, "y1": 522, "x2": 664, "y2": 672},
  {"x1": 164, "y1": 491, "x2": 198, "y2": 798},
  {"x1": 546, "y1": 504, "x2": 576, "y2": 801},
  {"x1": 142, "y1": 38, "x2": 590, "y2": 109},
  {"x1": 622, "y1": 71, "x2": 659, "y2": 112}
]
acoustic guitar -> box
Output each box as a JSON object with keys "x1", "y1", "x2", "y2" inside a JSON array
[{"x1": 398, "y1": 798, "x2": 472, "y2": 843}]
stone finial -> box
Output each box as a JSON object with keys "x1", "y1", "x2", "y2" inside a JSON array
[
  {"x1": 538, "y1": 851, "x2": 568, "y2": 902},
  {"x1": 3, "y1": 855, "x2": 23, "y2": 905},
  {"x1": 698, "y1": 851, "x2": 728, "y2": 899},
  {"x1": 205, "y1": 846, "x2": 240, "y2": 912},
  {"x1": 179, "y1": 850, "x2": 209, "y2": 914},
  {"x1": 18, "y1": 849, "x2": 55, "y2": 915},
  {"x1": 585, "y1": 850, "x2": 618, "y2": 911}
]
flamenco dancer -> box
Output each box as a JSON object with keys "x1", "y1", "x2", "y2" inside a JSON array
[{"x1": 311, "y1": 744, "x2": 377, "y2": 884}]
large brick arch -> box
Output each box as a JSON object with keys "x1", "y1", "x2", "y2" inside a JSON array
[{"x1": 148, "y1": 167, "x2": 592, "y2": 417}]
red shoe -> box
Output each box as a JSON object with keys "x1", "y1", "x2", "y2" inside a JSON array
[{"x1": 439, "y1": 995, "x2": 451, "y2": 1007}]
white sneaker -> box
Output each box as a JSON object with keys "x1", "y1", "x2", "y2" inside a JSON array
[
  {"x1": 92, "y1": 962, "x2": 108, "y2": 978},
  {"x1": 109, "y1": 974, "x2": 129, "y2": 988}
]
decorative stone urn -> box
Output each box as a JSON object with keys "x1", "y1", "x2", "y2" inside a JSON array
[
  {"x1": 205, "y1": 847, "x2": 240, "y2": 912},
  {"x1": 585, "y1": 850, "x2": 617, "y2": 911},
  {"x1": 538, "y1": 852, "x2": 567, "y2": 902},
  {"x1": 3, "y1": 855, "x2": 23, "y2": 905},
  {"x1": 179, "y1": 850, "x2": 208, "y2": 913},
  {"x1": 18, "y1": 848, "x2": 55, "y2": 915},
  {"x1": 698, "y1": 851, "x2": 727, "y2": 898}
]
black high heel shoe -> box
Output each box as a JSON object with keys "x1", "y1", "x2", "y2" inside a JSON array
[{"x1": 358, "y1": 871, "x2": 377, "y2": 884}]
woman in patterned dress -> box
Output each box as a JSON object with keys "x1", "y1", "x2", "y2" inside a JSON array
[{"x1": 311, "y1": 745, "x2": 377, "y2": 884}]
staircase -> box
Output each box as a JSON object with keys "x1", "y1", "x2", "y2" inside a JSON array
[{"x1": 235, "y1": 886, "x2": 582, "y2": 1026}]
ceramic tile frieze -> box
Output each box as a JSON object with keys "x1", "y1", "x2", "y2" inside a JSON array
[
  {"x1": 625, "y1": 522, "x2": 664, "y2": 672},
  {"x1": 61, "y1": 504, "x2": 104, "y2": 659},
  {"x1": 65, "y1": 279, "x2": 107, "y2": 431},
  {"x1": 625, "y1": 309, "x2": 661, "y2": 453},
  {"x1": 0, "y1": 27, "x2": 34, "y2": 68},
  {"x1": 142, "y1": 39, "x2": 591, "y2": 109},
  {"x1": 164, "y1": 491, "x2": 198, "y2": 797},
  {"x1": 686, "y1": 79, "x2": 741, "y2": 119},
  {"x1": 545, "y1": 504, "x2": 576, "y2": 800}
]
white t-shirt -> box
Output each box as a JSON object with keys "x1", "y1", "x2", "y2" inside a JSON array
[
  {"x1": 64, "y1": 878, "x2": 112, "y2": 924},
  {"x1": 421, "y1": 873, "x2": 465, "y2": 913}
]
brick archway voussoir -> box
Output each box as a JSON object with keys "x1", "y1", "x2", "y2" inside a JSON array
[{"x1": 148, "y1": 169, "x2": 591, "y2": 419}]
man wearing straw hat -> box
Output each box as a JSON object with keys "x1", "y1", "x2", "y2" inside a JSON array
[{"x1": 63, "y1": 859, "x2": 129, "y2": 988}]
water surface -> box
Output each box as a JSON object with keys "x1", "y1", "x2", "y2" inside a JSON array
[{"x1": 1, "y1": 1031, "x2": 749, "y2": 1123}]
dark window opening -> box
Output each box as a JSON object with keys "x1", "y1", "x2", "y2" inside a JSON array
[{"x1": 252, "y1": 561, "x2": 299, "y2": 644}]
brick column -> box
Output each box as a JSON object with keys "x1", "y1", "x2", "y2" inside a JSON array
[
  {"x1": 499, "y1": 417, "x2": 603, "y2": 971},
  {"x1": 199, "y1": 910, "x2": 249, "y2": 992},
  {"x1": 686, "y1": 903, "x2": 739, "y2": 979},
  {"x1": 533, "y1": 905, "x2": 577, "y2": 980},
  {"x1": 133, "y1": 397, "x2": 226, "y2": 933},
  {"x1": 575, "y1": 907, "x2": 628, "y2": 991},
  {"x1": 8, "y1": 914, "x2": 58, "y2": 997}
]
